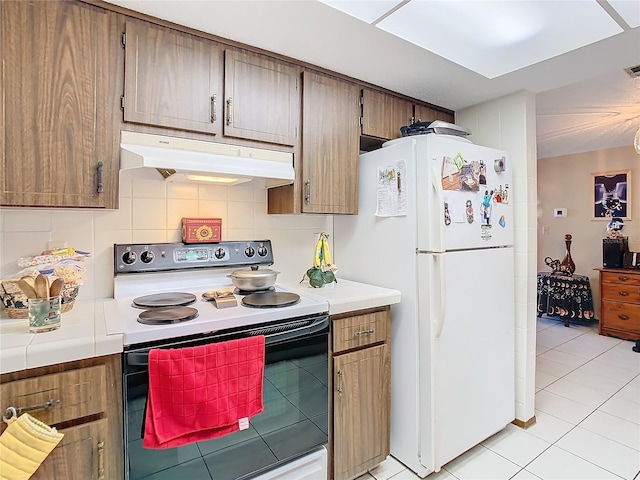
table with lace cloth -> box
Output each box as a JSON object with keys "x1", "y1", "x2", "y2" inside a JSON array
[{"x1": 537, "y1": 272, "x2": 595, "y2": 327}]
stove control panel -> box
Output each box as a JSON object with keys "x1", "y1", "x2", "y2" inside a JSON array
[{"x1": 114, "y1": 241, "x2": 274, "y2": 273}]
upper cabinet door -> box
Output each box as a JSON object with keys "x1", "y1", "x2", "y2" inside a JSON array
[
  {"x1": 414, "y1": 103, "x2": 455, "y2": 124},
  {"x1": 123, "y1": 20, "x2": 222, "y2": 135},
  {"x1": 224, "y1": 49, "x2": 300, "y2": 146},
  {"x1": 302, "y1": 71, "x2": 360, "y2": 214},
  {"x1": 361, "y1": 88, "x2": 413, "y2": 140},
  {"x1": 1, "y1": 0, "x2": 118, "y2": 208}
]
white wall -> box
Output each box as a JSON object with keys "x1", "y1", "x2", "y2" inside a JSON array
[
  {"x1": 0, "y1": 169, "x2": 332, "y2": 299},
  {"x1": 537, "y1": 145, "x2": 639, "y2": 317},
  {"x1": 457, "y1": 90, "x2": 538, "y2": 425}
]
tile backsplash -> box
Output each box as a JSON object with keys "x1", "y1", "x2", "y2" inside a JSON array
[{"x1": 0, "y1": 170, "x2": 333, "y2": 300}]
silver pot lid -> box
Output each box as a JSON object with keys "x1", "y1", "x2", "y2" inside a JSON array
[{"x1": 229, "y1": 268, "x2": 279, "y2": 279}]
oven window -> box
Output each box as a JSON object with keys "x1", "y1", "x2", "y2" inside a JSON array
[{"x1": 125, "y1": 331, "x2": 328, "y2": 480}]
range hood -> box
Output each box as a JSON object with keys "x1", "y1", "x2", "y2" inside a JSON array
[{"x1": 119, "y1": 131, "x2": 294, "y2": 188}]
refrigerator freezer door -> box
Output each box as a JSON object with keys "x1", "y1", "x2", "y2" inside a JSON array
[
  {"x1": 416, "y1": 135, "x2": 513, "y2": 252},
  {"x1": 418, "y1": 247, "x2": 515, "y2": 471}
]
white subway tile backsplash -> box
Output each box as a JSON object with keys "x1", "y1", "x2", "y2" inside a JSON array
[
  {"x1": 228, "y1": 185, "x2": 256, "y2": 203},
  {"x1": 166, "y1": 198, "x2": 199, "y2": 230},
  {"x1": 95, "y1": 197, "x2": 133, "y2": 231},
  {"x1": 131, "y1": 229, "x2": 167, "y2": 243},
  {"x1": 2, "y1": 209, "x2": 53, "y2": 232},
  {"x1": 198, "y1": 184, "x2": 228, "y2": 201},
  {"x1": 227, "y1": 201, "x2": 254, "y2": 229},
  {"x1": 167, "y1": 182, "x2": 199, "y2": 200},
  {"x1": 132, "y1": 178, "x2": 167, "y2": 199},
  {"x1": 132, "y1": 198, "x2": 167, "y2": 230}
]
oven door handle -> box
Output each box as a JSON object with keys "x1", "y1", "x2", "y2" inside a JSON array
[
  {"x1": 126, "y1": 315, "x2": 330, "y2": 366},
  {"x1": 264, "y1": 315, "x2": 329, "y2": 345}
]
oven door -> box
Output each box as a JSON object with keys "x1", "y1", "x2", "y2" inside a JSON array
[{"x1": 123, "y1": 315, "x2": 329, "y2": 480}]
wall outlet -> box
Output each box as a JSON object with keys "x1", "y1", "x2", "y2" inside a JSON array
[
  {"x1": 541, "y1": 226, "x2": 549, "y2": 235},
  {"x1": 553, "y1": 208, "x2": 567, "y2": 218}
]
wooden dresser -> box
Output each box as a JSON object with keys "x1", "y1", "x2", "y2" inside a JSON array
[{"x1": 597, "y1": 268, "x2": 640, "y2": 340}]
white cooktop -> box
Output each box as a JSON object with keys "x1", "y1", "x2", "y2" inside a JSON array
[{"x1": 104, "y1": 270, "x2": 329, "y2": 346}]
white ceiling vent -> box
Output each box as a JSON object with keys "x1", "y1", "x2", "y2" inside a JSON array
[{"x1": 624, "y1": 65, "x2": 640, "y2": 78}]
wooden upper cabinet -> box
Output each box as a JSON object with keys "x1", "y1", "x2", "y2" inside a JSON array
[
  {"x1": 223, "y1": 49, "x2": 300, "y2": 146},
  {"x1": 414, "y1": 103, "x2": 455, "y2": 124},
  {"x1": 361, "y1": 88, "x2": 413, "y2": 140},
  {"x1": 1, "y1": 0, "x2": 118, "y2": 208},
  {"x1": 301, "y1": 71, "x2": 360, "y2": 214},
  {"x1": 123, "y1": 19, "x2": 223, "y2": 135}
]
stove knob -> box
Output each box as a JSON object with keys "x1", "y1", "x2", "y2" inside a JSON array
[
  {"x1": 257, "y1": 245, "x2": 268, "y2": 257},
  {"x1": 122, "y1": 251, "x2": 137, "y2": 265},
  {"x1": 244, "y1": 246, "x2": 255, "y2": 258},
  {"x1": 140, "y1": 251, "x2": 155, "y2": 264},
  {"x1": 214, "y1": 247, "x2": 226, "y2": 259}
]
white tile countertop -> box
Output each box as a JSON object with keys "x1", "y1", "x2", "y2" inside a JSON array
[{"x1": 0, "y1": 279, "x2": 400, "y2": 374}]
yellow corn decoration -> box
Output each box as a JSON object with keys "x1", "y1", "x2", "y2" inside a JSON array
[{"x1": 322, "y1": 235, "x2": 332, "y2": 267}]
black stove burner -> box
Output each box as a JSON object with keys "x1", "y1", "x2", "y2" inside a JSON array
[
  {"x1": 234, "y1": 286, "x2": 275, "y2": 296},
  {"x1": 132, "y1": 292, "x2": 197, "y2": 309},
  {"x1": 137, "y1": 306, "x2": 199, "y2": 325},
  {"x1": 242, "y1": 292, "x2": 300, "y2": 309}
]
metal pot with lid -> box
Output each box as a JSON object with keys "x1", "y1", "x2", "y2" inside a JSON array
[{"x1": 227, "y1": 266, "x2": 280, "y2": 291}]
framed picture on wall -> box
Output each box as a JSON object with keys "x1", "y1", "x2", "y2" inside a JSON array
[{"x1": 592, "y1": 170, "x2": 631, "y2": 220}]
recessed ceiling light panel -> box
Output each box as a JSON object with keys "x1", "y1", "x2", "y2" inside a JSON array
[
  {"x1": 318, "y1": 0, "x2": 404, "y2": 24},
  {"x1": 377, "y1": 1, "x2": 623, "y2": 78},
  {"x1": 608, "y1": 0, "x2": 640, "y2": 28}
]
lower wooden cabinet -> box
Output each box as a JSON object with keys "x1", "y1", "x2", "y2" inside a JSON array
[
  {"x1": 331, "y1": 307, "x2": 391, "y2": 480},
  {"x1": 0, "y1": 355, "x2": 123, "y2": 480},
  {"x1": 598, "y1": 268, "x2": 640, "y2": 340}
]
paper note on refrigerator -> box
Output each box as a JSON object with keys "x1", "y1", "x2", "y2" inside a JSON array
[{"x1": 376, "y1": 160, "x2": 407, "y2": 217}]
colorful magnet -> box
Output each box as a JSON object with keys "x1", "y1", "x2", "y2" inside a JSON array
[
  {"x1": 466, "y1": 199, "x2": 474, "y2": 224},
  {"x1": 444, "y1": 202, "x2": 451, "y2": 226},
  {"x1": 499, "y1": 215, "x2": 506, "y2": 227},
  {"x1": 482, "y1": 190, "x2": 493, "y2": 226}
]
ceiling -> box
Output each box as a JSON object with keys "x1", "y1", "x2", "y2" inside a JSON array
[{"x1": 104, "y1": 0, "x2": 640, "y2": 159}]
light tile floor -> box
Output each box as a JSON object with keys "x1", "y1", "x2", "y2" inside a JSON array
[{"x1": 357, "y1": 316, "x2": 640, "y2": 480}]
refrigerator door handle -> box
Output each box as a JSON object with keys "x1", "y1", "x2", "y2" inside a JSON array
[
  {"x1": 430, "y1": 159, "x2": 445, "y2": 253},
  {"x1": 433, "y1": 253, "x2": 446, "y2": 340}
]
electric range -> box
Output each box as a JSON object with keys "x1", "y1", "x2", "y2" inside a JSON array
[{"x1": 104, "y1": 240, "x2": 329, "y2": 347}]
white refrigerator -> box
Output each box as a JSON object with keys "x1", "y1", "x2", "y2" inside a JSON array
[{"x1": 334, "y1": 134, "x2": 515, "y2": 477}]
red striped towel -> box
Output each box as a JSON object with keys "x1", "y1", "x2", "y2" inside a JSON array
[{"x1": 143, "y1": 335, "x2": 265, "y2": 449}]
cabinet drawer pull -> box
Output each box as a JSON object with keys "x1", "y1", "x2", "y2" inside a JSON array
[
  {"x1": 96, "y1": 161, "x2": 104, "y2": 193},
  {"x1": 354, "y1": 329, "x2": 374, "y2": 337},
  {"x1": 2, "y1": 398, "x2": 60, "y2": 423},
  {"x1": 617, "y1": 276, "x2": 629, "y2": 282},
  {"x1": 305, "y1": 180, "x2": 311, "y2": 204},
  {"x1": 337, "y1": 369, "x2": 343, "y2": 397},
  {"x1": 617, "y1": 314, "x2": 630, "y2": 321},
  {"x1": 618, "y1": 291, "x2": 629, "y2": 297},
  {"x1": 226, "y1": 97, "x2": 233, "y2": 126},
  {"x1": 210, "y1": 95, "x2": 217, "y2": 122},
  {"x1": 97, "y1": 440, "x2": 105, "y2": 480}
]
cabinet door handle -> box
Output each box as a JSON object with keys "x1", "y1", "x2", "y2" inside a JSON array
[
  {"x1": 226, "y1": 97, "x2": 233, "y2": 126},
  {"x1": 618, "y1": 291, "x2": 629, "y2": 297},
  {"x1": 337, "y1": 369, "x2": 343, "y2": 397},
  {"x1": 210, "y1": 95, "x2": 217, "y2": 123},
  {"x1": 305, "y1": 180, "x2": 311, "y2": 204},
  {"x1": 97, "y1": 441, "x2": 105, "y2": 480},
  {"x1": 354, "y1": 329, "x2": 374, "y2": 337},
  {"x1": 96, "y1": 161, "x2": 104, "y2": 194},
  {"x1": 617, "y1": 314, "x2": 629, "y2": 321},
  {"x1": 617, "y1": 276, "x2": 628, "y2": 282}
]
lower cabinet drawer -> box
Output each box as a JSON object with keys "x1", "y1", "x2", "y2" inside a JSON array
[
  {"x1": 601, "y1": 283, "x2": 640, "y2": 304},
  {"x1": 333, "y1": 309, "x2": 389, "y2": 353},
  {"x1": 0, "y1": 365, "x2": 106, "y2": 428},
  {"x1": 601, "y1": 301, "x2": 640, "y2": 334}
]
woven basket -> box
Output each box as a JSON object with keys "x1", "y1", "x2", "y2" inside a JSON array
[{"x1": 1, "y1": 279, "x2": 79, "y2": 319}]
